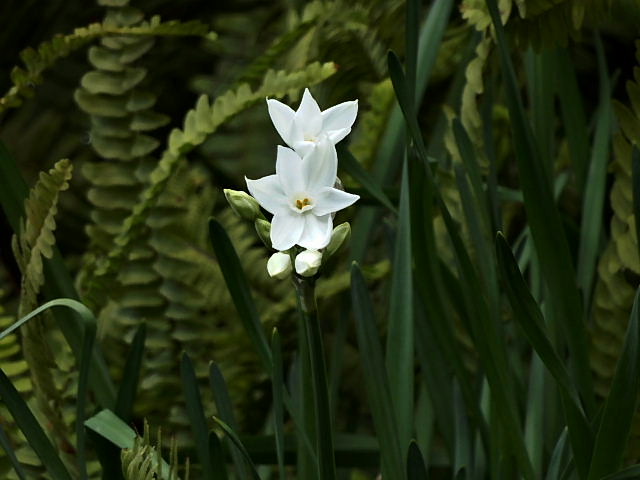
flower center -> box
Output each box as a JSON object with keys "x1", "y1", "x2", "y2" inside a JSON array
[
  {"x1": 304, "y1": 134, "x2": 318, "y2": 143},
  {"x1": 292, "y1": 196, "x2": 314, "y2": 213}
]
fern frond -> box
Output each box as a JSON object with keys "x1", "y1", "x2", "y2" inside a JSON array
[{"x1": 0, "y1": 19, "x2": 215, "y2": 114}]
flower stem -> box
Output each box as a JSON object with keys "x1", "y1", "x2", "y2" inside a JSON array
[{"x1": 293, "y1": 275, "x2": 336, "y2": 480}]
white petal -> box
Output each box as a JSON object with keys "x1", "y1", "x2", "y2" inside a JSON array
[
  {"x1": 267, "y1": 99, "x2": 295, "y2": 146},
  {"x1": 302, "y1": 138, "x2": 338, "y2": 191},
  {"x1": 267, "y1": 252, "x2": 292, "y2": 279},
  {"x1": 321, "y1": 99, "x2": 358, "y2": 133},
  {"x1": 294, "y1": 249, "x2": 322, "y2": 277},
  {"x1": 327, "y1": 127, "x2": 351, "y2": 144},
  {"x1": 275, "y1": 146, "x2": 305, "y2": 194},
  {"x1": 313, "y1": 187, "x2": 360, "y2": 216},
  {"x1": 298, "y1": 214, "x2": 333, "y2": 249},
  {"x1": 245, "y1": 175, "x2": 287, "y2": 215},
  {"x1": 295, "y1": 88, "x2": 322, "y2": 137},
  {"x1": 271, "y1": 212, "x2": 304, "y2": 250},
  {"x1": 292, "y1": 139, "x2": 317, "y2": 158}
]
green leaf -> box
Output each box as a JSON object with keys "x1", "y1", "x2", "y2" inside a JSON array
[
  {"x1": 208, "y1": 218, "x2": 271, "y2": 369},
  {"x1": 484, "y1": 0, "x2": 595, "y2": 413},
  {"x1": 114, "y1": 323, "x2": 146, "y2": 422},
  {"x1": 546, "y1": 429, "x2": 570, "y2": 480},
  {"x1": 495, "y1": 233, "x2": 593, "y2": 479},
  {"x1": 77, "y1": 320, "x2": 96, "y2": 480},
  {"x1": 601, "y1": 465, "x2": 640, "y2": 480},
  {"x1": 633, "y1": 147, "x2": 640, "y2": 262},
  {"x1": 576, "y1": 33, "x2": 612, "y2": 309},
  {"x1": 406, "y1": 441, "x2": 428, "y2": 480},
  {"x1": 212, "y1": 417, "x2": 261, "y2": 480},
  {"x1": 85, "y1": 409, "x2": 136, "y2": 449},
  {"x1": 0, "y1": 367, "x2": 72, "y2": 480},
  {"x1": 385, "y1": 158, "x2": 414, "y2": 449},
  {"x1": 181, "y1": 352, "x2": 214, "y2": 480},
  {"x1": 351, "y1": 262, "x2": 405, "y2": 480},
  {"x1": 587, "y1": 288, "x2": 640, "y2": 479},
  {"x1": 209, "y1": 431, "x2": 229, "y2": 480},
  {"x1": 209, "y1": 363, "x2": 251, "y2": 479},
  {"x1": 337, "y1": 146, "x2": 396, "y2": 212},
  {"x1": 271, "y1": 329, "x2": 286, "y2": 480}
]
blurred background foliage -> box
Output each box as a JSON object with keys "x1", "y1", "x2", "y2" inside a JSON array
[{"x1": 1, "y1": 0, "x2": 640, "y2": 478}]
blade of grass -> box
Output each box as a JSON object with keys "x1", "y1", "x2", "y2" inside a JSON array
[
  {"x1": 351, "y1": 262, "x2": 405, "y2": 480},
  {"x1": 546, "y1": 429, "x2": 570, "y2": 480},
  {"x1": 407, "y1": 441, "x2": 428, "y2": 480},
  {"x1": 181, "y1": 352, "x2": 214, "y2": 480},
  {"x1": 485, "y1": 0, "x2": 595, "y2": 413},
  {"x1": 209, "y1": 363, "x2": 251, "y2": 479},
  {"x1": 114, "y1": 323, "x2": 146, "y2": 422},
  {"x1": 271, "y1": 329, "x2": 286, "y2": 480},
  {"x1": 587, "y1": 288, "x2": 640, "y2": 479},
  {"x1": 212, "y1": 417, "x2": 261, "y2": 480},
  {"x1": 0, "y1": 422, "x2": 27, "y2": 480},
  {"x1": 0, "y1": 367, "x2": 72, "y2": 480},
  {"x1": 496, "y1": 232, "x2": 593, "y2": 479},
  {"x1": 209, "y1": 431, "x2": 229, "y2": 480},
  {"x1": 0, "y1": 142, "x2": 115, "y2": 409},
  {"x1": 386, "y1": 157, "x2": 414, "y2": 449},
  {"x1": 576, "y1": 33, "x2": 612, "y2": 309},
  {"x1": 77, "y1": 320, "x2": 96, "y2": 480}
]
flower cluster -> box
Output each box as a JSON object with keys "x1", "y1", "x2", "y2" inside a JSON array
[{"x1": 225, "y1": 88, "x2": 359, "y2": 278}]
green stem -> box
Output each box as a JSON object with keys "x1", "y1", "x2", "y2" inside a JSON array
[{"x1": 293, "y1": 276, "x2": 336, "y2": 480}]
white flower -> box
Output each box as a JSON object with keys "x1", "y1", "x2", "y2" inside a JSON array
[
  {"x1": 295, "y1": 249, "x2": 322, "y2": 277},
  {"x1": 267, "y1": 252, "x2": 292, "y2": 279},
  {"x1": 245, "y1": 139, "x2": 359, "y2": 251},
  {"x1": 267, "y1": 88, "x2": 358, "y2": 157}
]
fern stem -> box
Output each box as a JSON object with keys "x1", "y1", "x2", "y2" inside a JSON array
[{"x1": 293, "y1": 276, "x2": 336, "y2": 480}]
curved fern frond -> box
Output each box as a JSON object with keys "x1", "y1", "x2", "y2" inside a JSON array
[
  {"x1": 81, "y1": 61, "x2": 337, "y2": 309},
  {"x1": 0, "y1": 19, "x2": 215, "y2": 114}
]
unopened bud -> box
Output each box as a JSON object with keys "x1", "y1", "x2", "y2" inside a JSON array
[
  {"x1": 267, "y1": 252, "x2": 292, "y2": 279},
  {"x1": 224, "y1": 189, "x2": 261, "y2": 221},
  {"x1": 295, "y1": 250, "x2": 322, "y2": 277},
  {"x1": 323, "y1": 222, "x2": 351, "y2": 260},
  {"x1": 255, "y1": 218, "x2": 272, "y2": 248}
]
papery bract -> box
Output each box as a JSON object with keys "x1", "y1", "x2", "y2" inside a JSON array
[
  {"x1": 267, "y1": 88, "x2": 358, "y2": 156},
  {"x1": 245, "y1": 139, "x2": 359, "y2": 251}
]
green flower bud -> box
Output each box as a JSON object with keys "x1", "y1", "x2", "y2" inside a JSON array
[
  {"x1": 255, "y1": 218, "x2": 272, "y2": 248},
  {"x1": 224, "y1": 189, "x2": 261, "y2": 221},
  {"x1": 322, "y1": 222, "x2": 351, "y2": 261}
]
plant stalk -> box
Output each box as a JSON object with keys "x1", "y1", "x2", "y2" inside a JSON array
[{"x1": 293, "y1": 275, "x2": 336, "y2": 480}]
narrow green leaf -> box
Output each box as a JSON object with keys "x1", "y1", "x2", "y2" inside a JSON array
[
  {"x1": 632, "y1": 147, "x2": 640, "y2": 262},
  {"x1": 405, "y1": 0, "x2": 420, "y2": 105},
  {"x1": 209, "y1": 363, "x2": 251, "y2": 479},
  {"x1": 485, "y1": 0, "x2": 595, "y2": 412},
  {"x1": 587, "y1": 288, "x2": 640, "y2": 479},
  {"x1": 271, "y1": 329, "x2": 286, "y2": 480},
  {"x1": 337, "y1": 146, "x2": 396, "y2": 212},
  {"x1": 212, "y1": 417, "x2": 261, "y2": 480},
  {"x1": 85, "y1": 410, "x2": 136, "y2": 449},
  {"x1": 351, "y1": 262, "x2": 405, "y2": 480},
  {"x1": 601, "y1": 465, "x2": 640, "y2": 480},
  {"x1": 453, "y1": 380, "x2": 472, "y2": 478},
  {"x1": 77, "y1": 320, "x2": 96, "y2": 480},
  {"x1": 114, "y1": 323, "x2": 146, "y2": 422},
  {"x1": 406, "y1": 441, "x2": 428, "y2": 480},
  {"x1": 495, "y1": 232, "x2": 593, "y2": 479},
  {"x1": 208, "y1": 218, "x2": 272, "y2": 369},
  {"x1": 181, "y1": 352, "x2": 214, "y2": 480},
  {"x1": 546, "y1": 429, "x2": 570, "y2": 480},
  {"x1": 209, "y1": 431, "x2": 229, "y2": 480},
  {"x1": 577, "y1": 33, "x2": 612, "y2": 309},
  {"x1": 0, "y1": 368, "x2": 72, "y2": 480},
  {"x1": 0, "y1": 423, "x2": 27, "y2": 480},
  {"x1": 386, "y1": 158, "x2": 414, "y2": 449}
]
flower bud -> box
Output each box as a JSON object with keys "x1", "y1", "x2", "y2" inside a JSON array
[
  {"x1": 323, "y1": 222, "x2": 351, "y2": 260},
  {"x1": 224, "y1": 189, "x2": 261, "y2": 221},
  {"x1": 267, "y1": 252, "x2": 292, "y2": 279},
  {"x1": 255, "y1": 219, "x2": 272, "y2": 248},
  {"x1": 295, "y1": 249, "x2": 322, "y2": 277}
]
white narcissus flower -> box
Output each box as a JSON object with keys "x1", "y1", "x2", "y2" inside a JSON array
[
  {"x1": 245, "y1": 139, "x2": 359, "y2": 251},
  {"x1": 295, "y1": 249, "x2": 322, "y2": 277},
  {"x1": 267, "y1": 88, "x2": 358, "y2": 156},
  {"x1": 267, "y1": 252, "x2": 292, "y2": 279}
]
